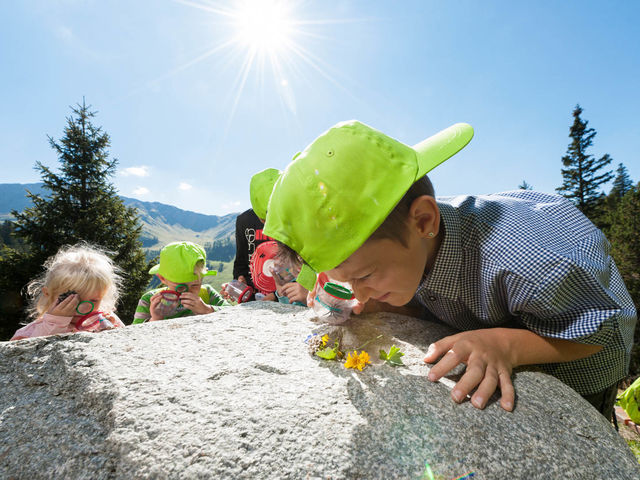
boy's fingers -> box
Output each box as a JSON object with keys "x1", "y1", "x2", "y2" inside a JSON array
[
  {"x1": 450, "y1": 361, "x2": 485, "y2": 404},
  {"x1": 470, "y1": 366, "x2": 499, "y2": 409},
  {"x1": 352, "y1": 300, "x2": 366, "y2": 314},
  {"x1": 498, "y1": 371, "x2": 515, "y2": 411},
  {"x1": 427, "y1": 348, "x2": 463, "y2": 381},
  {"x1": 424, "y1": 337, "x2": 456, "y2": 362},
  {"x1": 306, "y1": 291, "x2": 315, "y2": 307}
]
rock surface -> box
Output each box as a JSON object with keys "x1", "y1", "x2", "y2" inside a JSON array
[{"x1": 1, "y1": 302, "x2": 638, "y2": 479}]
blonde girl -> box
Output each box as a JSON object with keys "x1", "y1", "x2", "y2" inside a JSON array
[{"x1": 11, "y1": 244, "x2": 125, "y2": 340}]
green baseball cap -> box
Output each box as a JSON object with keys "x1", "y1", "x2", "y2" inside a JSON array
[
  {"x1": 148, "y1": 241, "x2": 217, "y2": 283},
  {"x1": 250, "y1": 168, "x2": 282, "y2": 220},
  {"x1": 263, "y1": 120, "x2": 473, "y2": 290}
]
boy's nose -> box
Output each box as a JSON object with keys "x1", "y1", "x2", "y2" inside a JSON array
[{"x1": 351, "y1": 280, "x2": 372, "y2": 304}]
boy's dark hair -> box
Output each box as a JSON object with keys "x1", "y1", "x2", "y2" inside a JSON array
[
  {"x1": 275, "y1": 175, "x2": 434, "y2": 268},
  {"x1": 369, "y1": 174, "x2": 435, "y2": 247},
  {"x1": 275, "y1": 241, "x2": 303, "y2": 271}
]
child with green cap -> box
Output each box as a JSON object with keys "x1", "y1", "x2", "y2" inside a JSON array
[
  {"x1": 263, "y1": 120, "x2": 636, "y2": 421},
  {"x1": 226, "y1": 167, "x2": 308, "y2": 305},
  {"x1": 133, "y1": 241, "x2": 229, "y2": 323}
]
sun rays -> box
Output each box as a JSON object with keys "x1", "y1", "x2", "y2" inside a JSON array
[{"x1": 163, "y1": 0, "x2": 359, "y2": 127}]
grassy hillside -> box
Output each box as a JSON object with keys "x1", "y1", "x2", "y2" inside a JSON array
[
  {"x1": 137, "y1": 213, "x2": 234, "y2": 251},
  {"x1": 204, "y1": 260, "x2": 235, "y2": 293}
]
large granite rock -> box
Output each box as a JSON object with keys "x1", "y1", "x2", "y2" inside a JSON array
[{"x1": 1, "y1": 302, "x2": 638, "y2": 479}]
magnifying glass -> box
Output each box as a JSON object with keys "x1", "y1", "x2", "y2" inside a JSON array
[
  {"x1": 160, "y1": 290, "x2": 180, "y2": 303},
  {"x1": 175, "y1": 284, "x2": 188, "y2": 293},
  {"x1": 75, "y1": 300, "x2": 95, "y2": 315}
]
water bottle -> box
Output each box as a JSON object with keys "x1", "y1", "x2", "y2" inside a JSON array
[
  {"x1": 226, "y1": 279, "x2": 254, "y2": 303},
  {"x1": 76, "y1": 311, "x2": 115, "y2": 332},
  {"x1": 312, "y1": 281, "x2": 355, "y2": 325},
  {"x1": 156, "y1": 289, "x2": 181, "y2": 318}
]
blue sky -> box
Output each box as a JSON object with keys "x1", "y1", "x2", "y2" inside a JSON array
[{"x1": 1, "y1": 0, "x2": 638, "y2": 216}]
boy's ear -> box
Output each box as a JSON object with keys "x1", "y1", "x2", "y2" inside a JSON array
[
  {"x1": 409, "y1": 195, "x2": 440, "y2": 238},
  {"x1": 156, "y1": 274, "x2": 168, "y2": 285}
]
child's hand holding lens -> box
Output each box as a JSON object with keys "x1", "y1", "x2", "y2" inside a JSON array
[
  {"x1": 179, "y1": 291, "x2": 213, "y2": 314},
  {"x1": 148, "y1": 292, "x2": 165, "y2": 321}
]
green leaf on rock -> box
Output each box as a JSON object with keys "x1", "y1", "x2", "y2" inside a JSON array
[
  {"x1": 379, "y1": 345, "x2": 405, "y2": 366},
  {"x1": 316, "y1": 347, "x2": 337, "y2": 360}
]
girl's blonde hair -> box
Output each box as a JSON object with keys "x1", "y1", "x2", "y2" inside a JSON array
[{"x1": 25, "y1": 243, "x2": 122, "y2": 320}]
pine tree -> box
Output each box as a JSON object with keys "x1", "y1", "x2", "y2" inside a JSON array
[
  {"x1": 610, "y1": 163, "x2": 633, "y2": 201},
  {"x1": 0, "y1": 101, "x2": 150, "y2": 338},
  {"x1": 556, "y1": 105, "x2": 613, "y2": 220},
  {"x1": 518, "y1": 180, "x2": 533, "y2": 190}
]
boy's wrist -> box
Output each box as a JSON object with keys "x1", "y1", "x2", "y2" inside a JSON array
[{"x1": 491, "y1": 328, "x2": 521, "y2": 367}]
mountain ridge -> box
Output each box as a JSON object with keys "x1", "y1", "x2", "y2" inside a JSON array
[{"x1": 0, "y1": 183, "x2": 239, "y2": 250}]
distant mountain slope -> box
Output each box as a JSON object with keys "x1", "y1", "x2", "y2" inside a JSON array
[
  {"x1": 0, "y1": 183, "x2": 46, "y2": 215},
  {"x1": 0, "y1": 183, "x2": 238, "y2": 251}
]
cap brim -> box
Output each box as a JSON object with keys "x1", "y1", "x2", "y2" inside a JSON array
[
  {"x1": 148, "y1": 264, "x2": 160, "y2": 275},
  {"x1": 203, "y1": 270, "x2": 217, "y2": 277},
  {"x1": 413, "y1": 123, "x2": 474, "y2": 177}
]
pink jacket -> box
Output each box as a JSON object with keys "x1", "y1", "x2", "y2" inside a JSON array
[{"x1": 11, "y1": 312, "x2": 124, "y2": 340}]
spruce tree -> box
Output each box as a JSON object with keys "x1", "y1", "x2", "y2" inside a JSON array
[
  {"x1": 518, "y1": 180, "x2": 533, "y2": 190},
  {"x1": 556, "y1": 105, "x2": 613, "y2": 220},
  {"x1": 610, "y1": 163, "x2": 633, "y2": 201},
  {"x1": 0, "y1": 101, "x2": 150, "y2": 338}
]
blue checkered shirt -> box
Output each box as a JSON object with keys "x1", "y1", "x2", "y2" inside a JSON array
[{"x1": 415, "y1": 190, "x2": 637, "y2": 395}]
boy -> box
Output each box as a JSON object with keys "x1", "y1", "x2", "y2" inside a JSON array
[
  {"x1": 133, "y1": 241, "x2": 228, "y2": 323},
  {"x1": 263, "y1": 120, "x2": 636, "y2": 420}
]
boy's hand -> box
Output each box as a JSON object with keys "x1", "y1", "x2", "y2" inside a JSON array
[
  {"x1": 424, "y1": 328, "x2": 516, "y2": 412},
  {"x1": 280, "y1": 282, "x2": 308, "y2": 304},
  {"x1": 48, "y1": 293, "x2": 79, "y2": 317},
  {"x1": 148, "y1": 292, "x2": 165, "y2": 321},
  {"x1": 220, "y1": 276, "x2": 248, "y2": 300},
  {"x1": 180, "y1": 291, "x2": 214, "y2": 315}
]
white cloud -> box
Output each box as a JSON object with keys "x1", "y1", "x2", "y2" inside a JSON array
[
  {"x1": 178, "y1": 182, "x2": 193, "y2": 191},
  {"x1": 121, "y1": 166, "x2": 150, "y2": 177},
  {"x1": 133, "y1": 186, "x2": 150, "y2": 195}
]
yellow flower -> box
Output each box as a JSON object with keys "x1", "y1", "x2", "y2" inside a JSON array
[
  {"x1": 344, "y1": 350, "x2": 371, "y2": 371},
  {"x1": 321, "y1": 334, "x2": 329, "y2": 346},
  {"x1": 356, "y1": 351, "x2": 371, "y2": 370},
  {"x1": 344, "y1": 351, "x2": 359, "y2": 370}
]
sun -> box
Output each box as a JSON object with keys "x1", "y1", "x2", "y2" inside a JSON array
[
  {"x1": 231, "y1": 0, "x2": 295, "y2": 54},
  {"x1": 167, "y1": 0, "x2": 355, "y2": 120}
]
